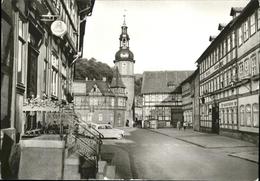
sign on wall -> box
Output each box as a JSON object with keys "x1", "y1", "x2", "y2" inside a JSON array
[{"x1": 51, "y1": 20, "x2": 67, "y2": 37}]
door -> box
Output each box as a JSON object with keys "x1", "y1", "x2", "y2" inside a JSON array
[
  {"x1": 26, "y1": 44, "x2": 38, "y2": 130},
  {"x1": 212, "y1": 103, "x2": 219, "y2": 134}
]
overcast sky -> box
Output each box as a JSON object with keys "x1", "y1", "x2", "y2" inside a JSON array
[{"x1": 83, "y1": 0, "x2": 249, "y2": 74}]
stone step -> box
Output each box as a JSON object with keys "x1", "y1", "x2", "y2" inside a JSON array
[{"x1": 64, "y1": 154, "x2": 81, "y2": 180}]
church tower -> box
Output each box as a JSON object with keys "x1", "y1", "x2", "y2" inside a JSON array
[{"x1": 114, "y1": 14, "x2": 135, "y2": 127}]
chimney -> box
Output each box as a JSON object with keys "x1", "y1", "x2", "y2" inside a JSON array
[
  {"x1": 85, "y1": 77, "x2": 88, "y2": 81},
  {"x1": 230, "y1": 7, "x2": 243, "y2": 19},
  {"x1": 102, "y1": 77, "x2": 107, "y2": 82},
  {"x1": 218, "y1": 23, "x2": 226, "y2": 31},
  {"x1": 209, "y1": 35, "x2": 216, "y2": 42}
]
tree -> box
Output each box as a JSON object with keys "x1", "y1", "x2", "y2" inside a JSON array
[{"x1": 74, "y1": 58, "x2": 113, "y2": 83}]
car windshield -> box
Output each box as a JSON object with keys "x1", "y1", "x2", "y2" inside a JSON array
[
  {"x1": 105, "y1": 125, "x2": 112, "y2": 129},
  {"x1": 98, "y1": 125, "x2": 106, "y2": 129}
]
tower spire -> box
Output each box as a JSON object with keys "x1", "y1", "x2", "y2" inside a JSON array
[{"x1": 123, "y1": 9, "x2": 127, "y2": 26}]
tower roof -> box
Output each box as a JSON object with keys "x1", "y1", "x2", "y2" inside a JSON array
[
  {"x1": 114, "y1": 48, "x2": 134, "y2": 63},
  {"x1": 110, "y1": 67, "x2": 126, "y2": 88},
  {"x1": 114, "y1": 13, "x2": 135, "y2": 63}
]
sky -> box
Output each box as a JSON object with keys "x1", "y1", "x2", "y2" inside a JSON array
[{"x1": 83, "y1": 0, "x2": 250, "y2": 74}]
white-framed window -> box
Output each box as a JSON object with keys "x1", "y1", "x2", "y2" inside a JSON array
[
  {"x1": 244, "y1": 58, "x2": 249, "y2": 76},
  {"x1": 17, "y1": 16, "x2": 26, "y2": 84},
  {"x1": 245, "y1": 104, "x2": 251, "y2": 126},
  {"x1": 227, "y1": 35, "x2": 231, "y2": 52},
  {"x1": 250, "y1": 13, "x2": 256, "y2": 35},
  {"x1": 111, "y1": 98, "x2": 114, "y2": 107},
  {"x1": 251, "y1": 54, "x2": 257, "y2": 75},
  {"x1": 252, "y1": 103, "x2": 259, "y2": 127},
  {"x1": 243, "y1": 20, "x2": 249, "y2": 41},
  {"x1": 240, "y1": 105, "x2": 245, "y2": 126},
  {"x1": 98, "y1": 114, "x2": 103, "y2": 122},
  {"x1": 238, "y1": 26, "x2": 243, "y2": 46}
]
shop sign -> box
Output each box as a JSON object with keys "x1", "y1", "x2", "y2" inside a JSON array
[
  {"x1": 51, "y1": 20, "x2": 67, "y2": 37},
  {"x1": 219, "y1": 100, "x2": 237, "y2": 109}
]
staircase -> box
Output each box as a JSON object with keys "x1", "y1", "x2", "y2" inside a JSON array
[{"x1": 63, "y1": 112, "x2": 104, "y2": 179}]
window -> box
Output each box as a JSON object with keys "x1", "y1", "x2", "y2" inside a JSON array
[
  {"x1": 240, "y1": 105, "x2": 245, "y2": 126},
  {"x1": 244, "y1": 59, "x2": 249, "y2": 76},
  {"x1": 239, "y1": 62, "x2": 244, "y2": 78},
  {"x1": 223, "y1": 39, "x2": 226, "y2": 56},
  {"x1": 229, "y1": 109, "x2": 233, "y2": 125},
  {"x1": 98, "y1": 114, "x2": 103, "y2": 122},
  {"x1": 87, "y1": 113, "x2": 93, "y2": 122},
  {"x1": 231, "y1": 31, "x2": 236, "y2": 48},
  {"x1": 111, "y1": 98, "x2": 114, "y2": 107},
  {"x1": 43, "y1": 60, "x2": 48, "y2": 93},
  {"x1": 233, "y1": 108, "x2": 237, "y2": 125},
  {"x1": 227, "y1": 35, "x2": 231, "y2": 52},
  {"x1": 216, "y1": 48, "x2": 219, "y2": 61},
  {"x1": 257, "y1": 8, "x2": 260, "y2": 30},
  {"x1": 245, "y1": 104, "x2": 251, "y2": 126},
  {"x1": 238, "y1": 26, "x2": 243, "y2": 46},
  {"x1": 243, "y1": 20, "x2": 249, "y2": 41},
  {"x1": 250, "y1": 13, "x2": 256, "y2": 35},
  {"x1": 17, "y1": 17, "x2": 26, "y2": 84},
  {"x1": 252, "y1": 103, "x2": 259, "y2": 127},
  {"x1": 51, "y1": 53, "x2": 59, "y2": 96},
  {"x1": 219, "y1": 43, "x2": 223, "y2": 59},
  {"x1": 251, "y1": 55, "x2": 257, "y2": 75}
]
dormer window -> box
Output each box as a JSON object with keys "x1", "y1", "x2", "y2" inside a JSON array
[{"x1": 167, "y1": 82, "x2": 176, "y2": 89}]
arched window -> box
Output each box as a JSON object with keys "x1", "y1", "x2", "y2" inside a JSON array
[
  {"x1": 245, "y1": 104, "x2": 251, "y2": 126},
  {"x1": 240, "y1": 105, "x2": 245, "y2": 126},
  {"x1": 252, "y1": 103, "x2": 259, "y2": 127}
]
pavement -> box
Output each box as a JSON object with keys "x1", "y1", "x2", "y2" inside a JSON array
[
  {"x1": 148, "y1": 127, "x2": 259, "y2": 163},
  {"x1": 100, "y1": 127, "x2": 258, "y2": 180}
]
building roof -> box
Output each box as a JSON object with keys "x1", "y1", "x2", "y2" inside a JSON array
[
  {"x1": 110, "y1": 67, "x2": 126, "y2": 88},
  {"x1": 85, "y1": 80, "x2": 114, "y2": 96},
  {"x1": 73, "y1": 80, "x2": 115, "y2": 96},
  {"x1": 196, "y1": 0, "x2": 259, "y2": 64},
  {"x1": 180, "y1": 68, "x2": 199, "y2": 86},
  {"x1": 114, "y1": 48, "x2": 135, "y2": 63},
  {"x1": 141, "y1": 71, "x2": 194, "y2": 94}
]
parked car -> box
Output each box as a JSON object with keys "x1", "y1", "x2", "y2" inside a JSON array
[{"x1": 90, "y1": 123, "x2": 125, "y2": 139}]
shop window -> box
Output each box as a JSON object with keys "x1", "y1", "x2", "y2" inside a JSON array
[
  {"x1": 252, "y1": 103, "x2": 259, "y2": 127},
  {"x1": 245, "y1": 104, "x2": 251, "y2": 126},
  {"x1": 233, "y1": 108, "x2": 237, "y2": 125},
  {"x1": 240, "y1": 105, "x2": 245, "y2": 126}
]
